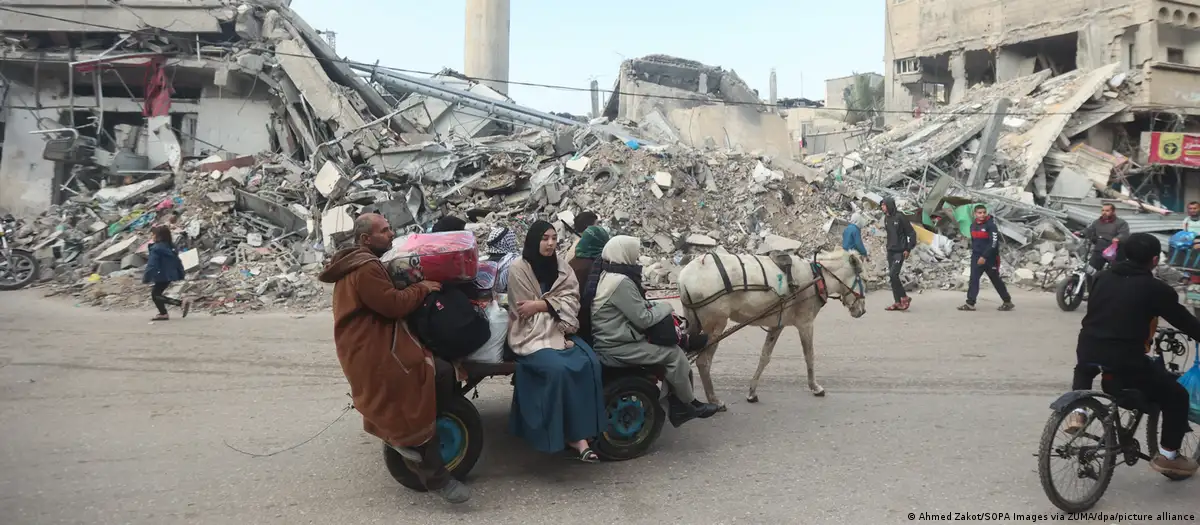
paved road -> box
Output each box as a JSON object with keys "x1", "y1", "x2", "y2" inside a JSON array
[{"x1": 1, "y1": 288, "x2": 1197, "y2": 525}]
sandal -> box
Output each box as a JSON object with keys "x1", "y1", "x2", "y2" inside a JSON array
[
  {"x1": 181, "y1": 299, "x2": 191, "y2": 318},
  {"x1": 957, "y1": 303, "x2": 976, "y2": 311},
  {"x1": 885, "y1": 303, "x2": 902, "y2": 311},
  {"x1": 572, "y1": 447, "x2": 599, "y2": 463},
  {"x1": 151, "y1": 314, "x2": 169, "y2": 321},
  {"x1": 997, "y1": 302, "x2": 1015, "y2": 312}
]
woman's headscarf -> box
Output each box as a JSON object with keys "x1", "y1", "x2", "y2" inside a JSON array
[
  {"x1": 584, "y1": 235, "x2": 644, "y2": 312},
  {"x1": 574, "y1": 226, "x2": 611, "y2": 259},
  {"x1": 484, "y1": 226, "x2": 518, "y2": 258},
  {"x1": 522, "y1": 220, "x2": 559, "y2": 289}
]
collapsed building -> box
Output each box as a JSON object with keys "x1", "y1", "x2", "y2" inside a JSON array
[
  {"x1": 3, "y1": 0, "x2": 1193, "y2": 314},
  {"x1": 882, "y1": 0, "x2": 1200, "y2": 205},
  {"x1": 602, "y1": 55, "x2": 796, "y2": 159},
  {"x1": 0, "y1": 1, "x2": 853, "y2": 312}
]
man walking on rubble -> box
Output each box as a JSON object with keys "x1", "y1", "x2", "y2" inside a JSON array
[
  {"x1": 881, "y1": 197, "x2": 917, "y2": 311},
  {"x1": 958, "y1": 205, "x2": 1014, "y2": 312},
  {"x1": 317, "y1": 213, "x2": 469, "y2": 504}
]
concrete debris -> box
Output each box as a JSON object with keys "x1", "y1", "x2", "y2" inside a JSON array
[
  {"x1": 4, "y1": 5, "x2": 1163, "y2": 311},
  {"x1": 809, "y1": 63, "x2": 1179, "y2": 294}
]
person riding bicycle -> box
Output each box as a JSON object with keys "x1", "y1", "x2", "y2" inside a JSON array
[{"x1": 1066, "y1": 233, "x2": 1199, "y2": 478}]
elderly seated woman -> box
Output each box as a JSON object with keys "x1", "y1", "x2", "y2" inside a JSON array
[
  {"x1": 584, "y1": 235, "x2": 720, "y2": 428},
  {"x1": 506, "y1": 220, "x2": 607, "y2": 462}
]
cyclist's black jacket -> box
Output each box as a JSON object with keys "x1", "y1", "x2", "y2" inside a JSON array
[{"x1": 1076, "y1": 260, "x2": 1200, "y2": 371}]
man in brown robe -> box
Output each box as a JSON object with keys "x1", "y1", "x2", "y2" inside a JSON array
[{"x1": 318, "y1": 213, "x2": 469, "y2": 503}]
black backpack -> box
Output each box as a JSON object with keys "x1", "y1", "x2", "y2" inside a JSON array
[{"x1": 408, "y1": 286, "x2": 491, "y2": 362}]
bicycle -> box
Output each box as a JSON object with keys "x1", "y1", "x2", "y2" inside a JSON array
[{"x1": 1037, "y1": 327, "x2": 1199, "y2": 514}]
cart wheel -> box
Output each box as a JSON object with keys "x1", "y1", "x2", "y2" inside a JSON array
[
  {"x1": 594, "y1": 375, "x2": 665, "y2": 461},
  {"x1": 382, "y1": 394, "x2": 483, "y2": 492}
]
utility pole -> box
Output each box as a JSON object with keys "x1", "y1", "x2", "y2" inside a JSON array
[
  {"x1": 590, "y1": 80, "x2": 600, "y2": 118},
  {"x1": 769, "y1": 68, "x2": 777, "y2": 113}
]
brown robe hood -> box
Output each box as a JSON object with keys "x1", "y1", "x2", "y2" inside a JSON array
[{"x1": 322, "y1": 246, "x2": 437, "y2": 447}]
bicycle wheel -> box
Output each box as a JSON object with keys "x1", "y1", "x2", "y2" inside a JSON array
[
  {"x1": 1038, "y1": 396, "x2": 1117, "y2": 514},
  {"x1": 1145, "y1": 410, "x2": 1200, "y2": 480}
]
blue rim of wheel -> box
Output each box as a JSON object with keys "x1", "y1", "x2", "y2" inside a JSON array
[
  {"x1": 604, "y1": 393, "x2": 652, "y2": 444},
  {"x1": 437, "y1": 415, "x2": 467, "y2": 468}
]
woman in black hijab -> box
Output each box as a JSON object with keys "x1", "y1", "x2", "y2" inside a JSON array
[
  {"x1": 522, "y1": 220, "x2": 560, "y2": 293},
  {"x1": 505, "y1": 219, "x2": 605, "y2": 462}
]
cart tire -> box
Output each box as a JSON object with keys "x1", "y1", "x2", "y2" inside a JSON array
[
  {"x1": 382, "y1": 394, "x2": 483, "y2": 492},
  {"x1": 594, "y1": 375, "x2": 665, "y2": 461}
]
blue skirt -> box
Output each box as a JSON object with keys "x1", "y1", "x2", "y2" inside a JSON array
[{"x1": 509, "y1": 337, "x2": 606, "y2": 454}]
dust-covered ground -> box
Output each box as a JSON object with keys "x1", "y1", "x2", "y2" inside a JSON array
[{"x1": 1, "y1": 288, "x2": 1196, "y2": 525}]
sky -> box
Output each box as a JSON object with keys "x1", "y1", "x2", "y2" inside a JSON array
[{"x1": 291, "y1": 0, "x2": 885, "y2": 115}]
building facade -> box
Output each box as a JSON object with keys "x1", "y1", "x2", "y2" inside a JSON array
[
  {"x1": 884, "y1": 0, "x2": 1200, "y2": 121},
  {"x1": 884, "y1": 0, "x2": 1200, "y2": 209}
]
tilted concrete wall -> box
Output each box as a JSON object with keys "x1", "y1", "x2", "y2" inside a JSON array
[
  {"x1": 666, "y1": 105, "x2": 796, "y2": 158},
  {"x1": 194, "y1": 92, "x2": 274, "y2": 157},
  {"x1": 0, "y1": 81, "x2": 61, "y2": 217}
]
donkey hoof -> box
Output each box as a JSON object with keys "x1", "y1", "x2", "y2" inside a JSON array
[
  {"x1": 716, "y1": 403, "x2": 729, "y2": 412},
  {"x1": 812, "y1": 388, "x2": 826, "y2": 397},
  {"x1": 746, "y1": 395, "x2": 759, "y2": 403}
]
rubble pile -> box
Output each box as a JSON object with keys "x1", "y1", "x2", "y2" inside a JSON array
[
  {"x1": 816, "y1": 63, "x2": 1178, "y2": 293},
  {"x1": 2, "y1": 0, "x2": 861, "y2": 314},
  {"x1": 7, "y1": 1, "x2": 1182, "y2": 311}
]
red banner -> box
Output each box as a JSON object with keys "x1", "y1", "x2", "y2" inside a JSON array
[{"x1": 1147, "y1": 132, "x2": 1200, "y2": 168}]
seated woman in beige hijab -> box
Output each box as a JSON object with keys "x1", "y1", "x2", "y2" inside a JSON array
[{"x1": 583, "y1": 235, "x2": 720, "y2": 428}]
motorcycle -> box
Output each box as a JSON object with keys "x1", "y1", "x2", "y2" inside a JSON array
[
  {"x1": 0, "y1": 215, "x2": 39, "y2": 291},
  {"x1": 1055, "y1": 237, "x2": 1106, "y2": 312}
]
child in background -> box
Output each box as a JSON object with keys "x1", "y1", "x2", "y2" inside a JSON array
[{"x1": 144, "y1": 225, "x2": 191, "y2": 321}]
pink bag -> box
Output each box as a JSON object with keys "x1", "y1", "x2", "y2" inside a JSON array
[
  {"x1": 1102, "y1": 242, "x2": 1118, "y2": 262},
  {"x1": 381, "y1": 231, "x2": 479, "y2": 285}
]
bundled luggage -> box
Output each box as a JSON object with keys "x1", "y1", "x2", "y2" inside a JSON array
[{"x1": 380, "y1": 231, "x2": 479, "y2": 287}]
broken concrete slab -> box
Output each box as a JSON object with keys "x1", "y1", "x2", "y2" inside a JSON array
[
  {"x1": 96, "y1": 261, "x2": 121, "y2": 276},
  {"x1": 361, "y1": 200, "x2": 417, "y2": 230},
  {"x1": 179, "y1": 249, "x2": 201, "y2": 272},
  {"x1": 1064, "y1": 100, "x2": 1129, "y2": 138},
  {"x1": 198, "y1": 154, "x2": 257, "y2": 173},
  {"x1": 686, "y1": 234, "x2": 718, "y2": 247},
  {"x1": 121, "y1": 253, "x2": 146, "y2": 270},
  {"x1": 1008, "y1": 63, "x2": 1121, "y2": 190},
  {"x1": 314, "y1": 160, "x2": 350, "y2": 199},
  {"x1": 1049, "y1": 167, "x2": 1094, "y2": 199},
  {"x1": 234, "y1": 190, "x2": 309, "y2": 235},
  {"x1": 757, "y1": 234, "x2": 803, "y2": 254},
  {"x1": 652, "y1": 234, "x2": 675, "y2": 253},
  {"x1": 649, "y1": 182, "x2": 664, "y2": 199},
  {"x1": 93, "y1": 176, "x2": 173, "y2": 204},
  {"x1": 654, "y1": 171, "x2": 673, "y2": 188},
  {"x1": 566, "y1": 156, "x2": 591, "y2": 172},
  {"x1": 321, "y1": 204, "x2": 355, "y2": 251},
  {"x1": 222, "y1": 166, "x2": 250, "y2": 186},
  {"x1": 97, "y1": 236, "x2": 141, "y2": 262},
  {"x1": 207, "y1": 191, "x2": 237, "y2": 204},
  {"x1": 367, "y1": 143, "x2": 457, "y2": 183}
]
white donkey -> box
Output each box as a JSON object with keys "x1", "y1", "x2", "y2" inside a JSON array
[{"x1": 676, "y1": 250, "x2": 867, "y2": 409}]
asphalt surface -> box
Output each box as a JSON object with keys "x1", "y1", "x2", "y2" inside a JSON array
[{"x1": 1, "y1": 287, "x2": 1198, "y2": 525}]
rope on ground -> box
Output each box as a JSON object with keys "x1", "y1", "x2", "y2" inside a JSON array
[{"x1": 223, "y1": 398, "x2": 354, "y2": 458}]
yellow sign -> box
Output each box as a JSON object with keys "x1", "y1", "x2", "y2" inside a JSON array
[{"x1": 1157, "y1": 133, "x2": 1184, "y2": 162}]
